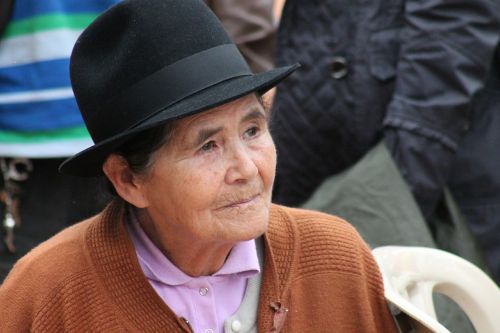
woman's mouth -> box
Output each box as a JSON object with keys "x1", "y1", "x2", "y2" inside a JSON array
[{"x1": 217, "y1": 194, "x2": 260, "y2": 210}]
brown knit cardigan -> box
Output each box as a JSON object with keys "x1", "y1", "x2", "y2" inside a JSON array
[{"x1": 0, "y1": 201, "x2": 398, "y2": 332}]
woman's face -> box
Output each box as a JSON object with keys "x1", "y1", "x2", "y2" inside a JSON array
[{"x1": 136, "y1": 94, "x2": 276, "y2": 247}]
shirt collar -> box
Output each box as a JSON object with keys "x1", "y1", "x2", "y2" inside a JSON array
[{"x1": 125, "y1": 207, "x2": 261, "y2": 286}]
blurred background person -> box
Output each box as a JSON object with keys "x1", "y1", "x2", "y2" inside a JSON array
[
  {"x1": 270, "y1": 0, "x2": 500, "y2": 285},
  {"x1": 0, "y1": 0, "x2": 277, "y2": 282},
  {"x1": 0, "y1": 0, "x2": 119, "y2": 281},
  {"x1": 207, "y1": 0, "x2": 276, "y2": 74}
]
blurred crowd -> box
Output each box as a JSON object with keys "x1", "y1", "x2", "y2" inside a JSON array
[{"x1": 1, "y1": 0, "x2": 499, "y2": 293}]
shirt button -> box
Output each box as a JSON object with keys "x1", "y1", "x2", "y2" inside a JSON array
[
  {"x1": 330, "y1": 55, "x2": 348, "y2": 79},
  {"x1": 205, "y1": 329, "x2": 214, "y2": 333},
  {"x1": 231, "y1": 319, "x2": 242, "y2": 332},
  {"x1": 199, "y1": 287, "x2": 209, "y2": 296}
]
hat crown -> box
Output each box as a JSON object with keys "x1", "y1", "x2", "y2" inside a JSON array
[
  {"x1": 60, "y1": 0, "x2": 297, "y2": 177},
  {"x1": 70, "y1": 0, "x2": 233, "y2": 142}
]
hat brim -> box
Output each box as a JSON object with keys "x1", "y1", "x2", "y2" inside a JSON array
[{"x1": 59, "y1": 64, "x2": 299, "y2": 176}]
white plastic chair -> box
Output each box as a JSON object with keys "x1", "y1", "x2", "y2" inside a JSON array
[{"x1": 373, "y1": 246, "x2": 500, "y2": 333}]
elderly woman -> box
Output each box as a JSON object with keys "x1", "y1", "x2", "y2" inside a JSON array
[{"x1": 0, "y1": 0, "x2": 399, "y2": 332}]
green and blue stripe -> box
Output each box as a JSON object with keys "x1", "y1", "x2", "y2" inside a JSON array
[{"x1": 0, "y1": 0, "x2": 120, "y2": 156}]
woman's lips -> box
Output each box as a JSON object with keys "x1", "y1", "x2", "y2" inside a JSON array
[{"x1": 217, "y1": 194, "x2": 260, "y2": 210}]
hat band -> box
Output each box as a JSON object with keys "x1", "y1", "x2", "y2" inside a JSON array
[{"x1": 91, "y1": 44, "x2": 252, "y2": 142}]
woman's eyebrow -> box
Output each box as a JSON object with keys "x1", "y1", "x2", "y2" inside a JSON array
[
  {"x1": 194, "y1": 126, "x2": 223, "y2": 147},
  {"x1": 241, "y1": 107, "x2": 267, "y2": 123}
]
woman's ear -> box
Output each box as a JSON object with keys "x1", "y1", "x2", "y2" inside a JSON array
[{"x1": 102, "y1": 154, "x2": 149, "y2": 208}]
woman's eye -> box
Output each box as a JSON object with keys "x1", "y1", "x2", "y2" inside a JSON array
[
  {"x1": 200, "y1": 141, "x2": 216, "y2": 152},
  {"x1": 244, "y1": 126, "x2": 259, "y2": 138}
]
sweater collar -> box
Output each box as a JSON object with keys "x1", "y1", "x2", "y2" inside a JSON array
[{"x1": 85, "y1": 200, "x2": 298, "y2": 332}]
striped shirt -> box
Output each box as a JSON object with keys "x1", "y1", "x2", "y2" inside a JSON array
[{"x1": 0, "y1": 0, "x2": 119, "y2": 157}]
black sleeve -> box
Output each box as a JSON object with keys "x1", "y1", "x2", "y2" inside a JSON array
[
  {"x1": 384, "y1": 128, "x2": 454, "y2": 218},
  {"x1": 383, "y1": 0, "x2": 500, "y2": 217}
]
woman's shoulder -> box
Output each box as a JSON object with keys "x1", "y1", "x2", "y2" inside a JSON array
[
  {"x1": 0, "y1": 213, "x2": 110, "y2": 330},
  {"x1": 269, "y1": 204, "x2": 377, "y2": 277},
  {"x1": 0, "y1": 216, "x2": 98, "y2": 300},
  {"x1": 13, "y1": 218, "x2": 93, "y2": 273}
]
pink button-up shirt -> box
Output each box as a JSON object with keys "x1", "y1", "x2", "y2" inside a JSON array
[{"x1": 126, "y1": 210, "x2": 260, "y2": 333}]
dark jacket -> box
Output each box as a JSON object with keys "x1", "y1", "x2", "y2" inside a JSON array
[
  {"x1": 272, "y1": 0, "x2": 500, "y2": 212},
  {"x1": 271, "y1": 0, "x2": 500, "y2": 281}
]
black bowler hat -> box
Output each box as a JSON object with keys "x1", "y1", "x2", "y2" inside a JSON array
[{"x1": 59, "y1": 0, "x2": 298, "y2": 176}]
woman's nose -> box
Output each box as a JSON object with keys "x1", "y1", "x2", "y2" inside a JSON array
[{"x1": 224, "y1": 143, "x2": 258, "y2": 184}]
